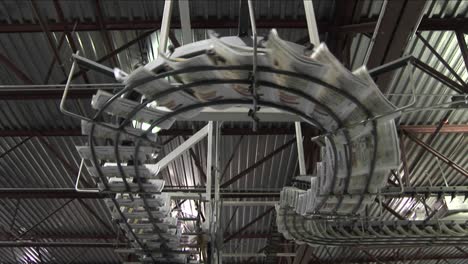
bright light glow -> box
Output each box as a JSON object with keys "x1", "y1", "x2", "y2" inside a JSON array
[{"x1": 132, "y1": 120, "x2": 161, "y2": 134}]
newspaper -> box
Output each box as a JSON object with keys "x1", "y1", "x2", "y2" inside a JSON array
[
  {"x1": 81, "y1": 120, "x2": 158, "y2": 142},
  {"x1": 124, "y1": 66, "x2": 201, "y2": 118},
  {"x1": 310, "y1": 44, "x2": 369, "y2": 124},
  {"x1": 87, "y1": 164, "x2": 160, "y2": 178},
  {"x1": 288, "y1": 117, "x2": 399, "y2": 214},
  {"x1": 210, "y1": 35, "x2": 273, "y2": 100},
  {"x1": 112, "y1": 194, "x2": 169, "y2": 208},
  {"x1": 265, "y1": 30, "x2": 339, "y2": 131},
  {"x1": 91, "y1": 90, "x2": 175, "y2": 130},
  {"x1": 76, "y1": 145, "x2": 156, "y2": 162},
  {"x1": 352, "y1": 66, "x2": 399, "y2": 117},
  {"x1": 101, "y1": 178, "x2": 165, "y2": 192},
  {"x1": 164, "y1": 40, "x2": 243, "y2": 109}
]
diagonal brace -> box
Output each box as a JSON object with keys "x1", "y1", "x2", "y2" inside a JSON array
[
  {"x1": 405, "y1": 132, "x2": 468, "y2": 179},
  {"x1": 156, "y1": 124, "x2": 210, "y2": 172}
]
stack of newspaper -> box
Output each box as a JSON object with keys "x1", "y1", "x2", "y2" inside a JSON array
[
  {"x1": 265, "y1": 28, "x2": 400, "y2": 216},
  {"x1": 77, "y1": 114, "x2": 185, "y2": 262},
  {"x1": 108, "y1": 192, "x2": 184, "y2": 260}
]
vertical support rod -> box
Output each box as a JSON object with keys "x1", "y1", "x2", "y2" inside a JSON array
[
  {"x1": 295, "y1": 122, "x2": 306, "y2": 176},
  {"x1": 363, "y1": 0, "x2": 388, "y2": 66},
  {"x1": 160, "y1": 0, "x2": 174, "y2": 53},
  {"x1": 206, "y1": 121, "x2": 214, "y2": 231},
  {"x1": 303, "y1": 0, "x2": 320, "y2": 46},
  {"x1": 247, "y1": 0, "x2": 259, "y2": 131},
  {"x1": 178, "y1": 0, "x2": 192, "y2": 45},
  {"x1": 214, "y1": 121, "x2": 222, "y2": 264}
]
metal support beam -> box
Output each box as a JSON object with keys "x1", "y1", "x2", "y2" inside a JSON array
[
  {"x1": 302, "y1": 126, "x2": 320, "y2": 175},
  {"x1": 0, "y1": 125, "x2": 466, "y2": 138},
  {"x1": 206, "y1": 121, "x2": 214, "y2": 237},
  {"x1": 0, "y1": 188, "x2": 281, "y2": 199},
  {"x1": 375, "y1": 198, "x2": 405, "y2": 220},
  {"x1": 44, "y1": 32, "x2": 67, "y2": 84},
  {"x1": 406, "y1": 112, "x2": 452, "y2": 179},
  {"x1": 366, "y1": 0, "x2": 426, "y2": 93},
  {"x1": 415, "y1": 32, "x2": 467, "y2": 87},
  {"x1": 213, "y1": 121, "x2": 222, "y2": 264},
  {"x1": 168, "y1": 30, "x2": 181, "y2": 48},
  {"x1": 18, "y1": 199, "x2": 74, "y2": 239},
  {"x1": 52, "y1": 0, "x2": 90, "y2": 83},
  {"x1": 325, "y1": 0, "x2": 363, "y2": 65},
  {"x1": 400, "y1": 124, "x2": 468, "y2": 134},
  {"x1": 37, "y1": 136, "x2": 92, "y2": 187},
  {"x1": 293, "y1": 245, "x2": 307, "y2": 264},
  {"x1": 0, "y1": 54, "x2": 34, "y2": 84},
  {"x1": 1, "y1": 18, "x2": 468, "y2": 33},
  {"x1": 0, "y1": 189, "x2": 106, "y2": 199},
  {"x1": 359, "y1": 249, "x2": 382, "y2": 264},
  {"x1": 303, "y1": 0, "x2": 320, "y2": 46},
  {"x1": 223, "y1": 253, "x2": 296, "y2": 258},
  {"x1": 94, "y1": 0, "x2": 118, "y2": 67},
  {"x1": 178, "y1": 0, "x2": 192, "y2": 45},
  {"x1": 221, "y1": 137, "x2": 296, "y2": 188},
  {"x1": 222, "y1": 201, "x2": 278, "y2": 206},
  {"x1": 223, "y1": 206, "x2": 274, "y2": 243},
  {"x1": 399, "y1": 133, "x2": 410, "y2": 186},
  {"x1": 0, "y1": 137, "x2": 33, "y2": 160},
  {"x1": 184, "y1": 137, "x2": 207, "y2": 184},
  {"x1": 299, "y1": 246, "x2": 323, "y2": 264},
  {"x1": 0, "y1": 241, "x2": 126, "y2": 248},
  {"x1": 456, "y1": 31, "x2": 468, "y2": 71},
  {"x1": 205, "y1": 232, "x2": 272, "y2": 240},
  {"x1": 63, "y1": 29, "x2": 157, "y2": 83},
  {"x1": 220, "y1": 135, "x2": 245, "y2": 182},
  {"x1": 237, "y1": 0, "x2": 250, "y2": 37},
  {"x1": 405, "y1": 131, "x2": 468, "y2": 179},
  {"x1": 155, "y1": 124, "x2": 210, "y2": 172},
  {"x1": 0, "y1": 127, "x2": 290, "y2": 137},
  {"x1": 295, "y1": 122, "x2": 306, "y2": 176},
  {"x1": 159, "y1": 0, "x2": 174, "y2": 53},
  {"x1": 77, "y1": 199, "x2": 115, "y2": 235},
  {"x1": 412, "y1": 57, "x2": 466, "y2": 94},
  {"x1": 30, "y1": 0, "x2": 68, "y2": 78},
  {"x1": 332, "y1": 251, "x2": 468, "y2": 263},
  {"x1": 0, "y1": 233, "x2": 118, "y2": 241},
  {"x1": 455, "y1": 246, "x2": 468, "y2": 259}
]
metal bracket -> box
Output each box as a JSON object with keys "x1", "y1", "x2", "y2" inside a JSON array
[{"x1": 155, "y1": 123, "x2": 210, "y2": 172}]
